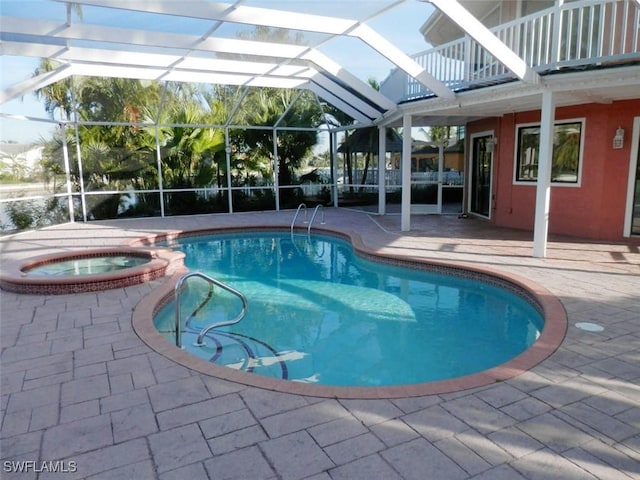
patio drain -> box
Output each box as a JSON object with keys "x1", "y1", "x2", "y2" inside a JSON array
[{"x1": 575, "y1": 322, "x2": 604, "y2": 332}]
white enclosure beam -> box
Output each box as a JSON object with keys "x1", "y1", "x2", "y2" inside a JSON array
[
  {"x1": 306, "y1": 84, "x2": 372, "y2": 125},
  {"x1": 59, "y1": 0, "x2": 454, "y2": 98},
  {"x1": 351, "y1": 24, "x2": 455, "y2": 99},
  {"x1": 401, "y1": 114, "x2": 412, "y2": 231},
  {"x1": 7, "y1": 37, "x2": 380, "y2": 119},
  {"x1": 378, "y1": 126, "x2": 387, "y2": 215},
  {"x1": 273, "y1": 129, "x2": 280, "y2": 211},
  {"x1": 303, "y1": 50, "x2": 397, "y2": 111},
  {"x1": 59, "y1": 125, "x2": 76, "y2": 223},
  {"x1": 331, "y1": 131, "x2": 339, "y2": 207},
  {"x1": 306, "y1": 72, "x2": 383, "y2": 119},
  {"x1": 532, "y1": 89, "x2": 556, "y2": 258},
  {"x1": 0, "y1": 64, "x2": 72, "y2": 105},
  {"x1": 428, "y1": 0, "x2": 540, "y2": 84},
  {"x1": 69, "y1": 61, "x2": 373, "y2": 123},
  {"x1": 2, "y1": 37, "x2": 388, "y2": 120},
  {"x1": 3, "y1": 16, "x2": 395, "y2": 113},
  {"x1": 437, "y1": 144, "x2": 444, "y2": 214},
  {"x1": 57, "y1": 1, "x2": 349, "y2": 34}
]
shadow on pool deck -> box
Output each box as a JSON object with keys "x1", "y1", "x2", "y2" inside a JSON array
[{"x1": 0, "y1": 209, "x2": 639, "y2": 479}]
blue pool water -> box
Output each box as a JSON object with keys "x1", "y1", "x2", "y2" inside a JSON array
[{"x1": 154, "y1": 232, "x2": 543, "y2": 387}]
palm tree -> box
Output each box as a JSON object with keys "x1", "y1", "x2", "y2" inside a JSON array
[
  {"x1": 234, "y1": 85, "x2": 321, "y2": 207},
  {"x1": 148, "y1": 85, "x2": 228, "y2": 214},
  {"x1": 33, "y1": 59, "x2": 76, "y2": 123},
  {"x1": 224, "y1": 26, "x2": 323, "y2": 206}
]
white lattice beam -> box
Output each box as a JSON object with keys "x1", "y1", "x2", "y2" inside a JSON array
[{"x1": 428, "y1": 0, "x2": 540, "y2": 84}]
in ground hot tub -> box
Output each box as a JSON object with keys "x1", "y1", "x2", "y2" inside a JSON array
[
  {"x1": 0, "y1": 248, "x2": 184, "y2": 294},
  {"x1": 23, "y1": 254, "x2": 150, "y2": 276}
]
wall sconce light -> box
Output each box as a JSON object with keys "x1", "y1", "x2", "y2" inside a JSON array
[
  {"x1": 613, "y1": 126, "x2": 624, "y2": 149},
  {"x1": 485, "y1": 137, "x2": 497, "y2": 153}
]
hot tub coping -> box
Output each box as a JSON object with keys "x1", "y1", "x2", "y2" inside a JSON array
[{"x1": 0, "y1": 247, "x2": 185, "y2": 295}]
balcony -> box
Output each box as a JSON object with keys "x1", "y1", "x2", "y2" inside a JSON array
[{"x1": 381, "y1": 0, "x2": 640, "y2": 103}]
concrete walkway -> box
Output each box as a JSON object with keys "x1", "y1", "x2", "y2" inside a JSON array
[{"x1": 1, "y1": 209, "x2": 639, "y2": 479}]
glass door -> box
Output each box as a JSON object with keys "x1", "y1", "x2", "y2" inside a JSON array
[
  {"x1": 469, "y1": 134, "x2": 493, "y2": 218},
  {"x1": 630, "y1": 126, "x2": 640, "y2": 235},
  {"x1": 410, "y1": 147, "x2": 442, "y2": 214}
]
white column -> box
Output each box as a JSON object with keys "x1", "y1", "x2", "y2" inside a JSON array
[
  {"x1": 437, "y1": 143, "x2": 444, "y2": 214},
  {"x1": 225, "y1": 128, "x2": 233, "y2": 213},
  {"x1": 533, "y1": 89, "x2": 556, "y2": 258},
  {"x1": 273, "y1": 129, "x2": 280, "y2": 211},
  {"x1": 401, "y1": 114, "x2": 412, "y2": 231},
  {"x1": 378, "y1": 126, "x2": 386, "y2": 215},
  {"x1": 331, "y1": 131, "x2": 339, "y2": 207},
  {"x1": 154, "y1": 126, "x2": 165, "y2": 218},
  {"x1": 68, "y1": 85, "x2": 85, "y2": 222},
  {"x1": 60, "y1": 125, "x2": 75, "y2": 223},
  {"x1": 71, "y1": 123, "x2": 86, "y2": 221}
]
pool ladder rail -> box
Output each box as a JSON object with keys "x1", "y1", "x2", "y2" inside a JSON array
[
  {"x1": 291, "y1": 203, "x2": 325, "y2": 235},
  {"x1": 174, "y1": 271, "x2": 248, "y2": 349}
]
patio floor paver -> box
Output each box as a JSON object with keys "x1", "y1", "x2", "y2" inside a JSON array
[{"x1": 1, "y1": 209, "x2": 639, "y2": 479}]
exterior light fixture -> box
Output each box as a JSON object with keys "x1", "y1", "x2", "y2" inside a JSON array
[
  {"x1": 613, "y1": 126, "x2": 624, "y2": 149},
  {"x1": 485, "y1": 137, "x2": 496, "y2": 153}
]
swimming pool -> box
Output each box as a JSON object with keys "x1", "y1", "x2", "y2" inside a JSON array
[{"x1": 153, "y1": 231, "x2": 545, "y2": 388}]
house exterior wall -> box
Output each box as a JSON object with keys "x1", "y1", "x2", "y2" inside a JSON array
[{"x1": 466, "y1": 98, "x2": 640, "y2": 241}]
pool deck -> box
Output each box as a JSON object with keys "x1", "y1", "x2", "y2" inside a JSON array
[{"x1": 1, "y1": 208, "x2": 639, "y2": 479}]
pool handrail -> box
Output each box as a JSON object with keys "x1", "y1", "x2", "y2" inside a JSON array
[
  {"x1": 174, "y1": 271, "x2": 248, "y2": 349},
  {"x1": 308, "y1": 204, "x2": 326, "y2": 235},
  {"x1": 290, "y1": 203, "x2": 307, "y2": 233}
]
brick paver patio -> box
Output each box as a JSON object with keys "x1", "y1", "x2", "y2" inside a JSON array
[{"x1": 1, "y1": 209, "x2": 638, "y2": 479}]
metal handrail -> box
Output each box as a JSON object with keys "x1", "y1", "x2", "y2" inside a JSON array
[
  {"x1": 290, "y1": 203, "x2": 307, "y2": 233},
  {"x1": 174, "y1": 271, "x2": 248, "y2": 349},
  {"x1": 308, "y1": 204, "x2": 325, "y2": 235}
]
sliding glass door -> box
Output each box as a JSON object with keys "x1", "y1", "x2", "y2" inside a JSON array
[{"x1": 469, "y1": 133, "x2": 494, "y2": 218}]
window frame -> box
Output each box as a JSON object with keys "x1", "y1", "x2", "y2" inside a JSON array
[{"x1": 513, "y1": 118, "x2": 585, "y2": 187}]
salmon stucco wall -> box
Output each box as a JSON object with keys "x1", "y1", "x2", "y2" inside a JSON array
[{"x1": 467, "y1": 99, "x2": 640, "y2": 241}]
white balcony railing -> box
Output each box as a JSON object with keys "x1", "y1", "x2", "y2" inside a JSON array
[{"x1": 381, "y1": 0, "x2": 640, "y2": 102}]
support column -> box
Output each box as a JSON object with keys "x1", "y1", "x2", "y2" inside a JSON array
[
  {"x1": 273, "y1": 129, "x2": 280, "y2": 211},
  {"x1": 225, "y1": 128, "x2": 233, "y2": 213},
  {"x1": 378, "y1": 125, "x2": 386, "y2": 215},
  {"x1": 533, "y1": 89, "x2": 556, "y2": 258},
  {"x1": 154, "y1": 126, "x2": 165, "y2": 218},
  {"x1": 68, "y1": 83, "x2": 85, "y2": 222},
  {"x1": 437, "y1": 143, "x2": 444, "y2": 214},
  {"x1": 60, "y1": 124, "x2": 75, "y2": 223},
  {"x1": 73, "y1": 124, "x2": 87, "y2": 222},
  {"x1": 331, "y1": 131, "x2": 339, "y2": 207},
  {"x1": 401, "y1": 114, "x2": 412, "y2": 231}
]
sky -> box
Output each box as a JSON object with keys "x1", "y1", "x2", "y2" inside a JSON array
[{"x1": 0, "y1": 0, "x2": 435, "y2": 144}]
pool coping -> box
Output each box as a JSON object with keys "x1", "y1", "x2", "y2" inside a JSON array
[{"x1": 131, "y1": 224, "x2": 568, "y2": 399}]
